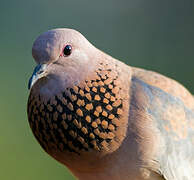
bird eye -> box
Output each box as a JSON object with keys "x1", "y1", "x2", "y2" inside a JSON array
[{"x1": 63, "y1": 45, "x2": 72, "y2": 56}]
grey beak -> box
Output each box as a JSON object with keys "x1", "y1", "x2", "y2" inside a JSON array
[{"x1": 28, "y1": 64, "x2": 48, "y2": 90}]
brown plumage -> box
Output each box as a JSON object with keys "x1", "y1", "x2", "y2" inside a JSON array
[{"x1": 27, "y1": 28, "x2": 194, "y2": 180}]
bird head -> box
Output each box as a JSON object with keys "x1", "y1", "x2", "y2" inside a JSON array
[{"x1": 28, "y1": 28, "x2": 99, "y2": 94}]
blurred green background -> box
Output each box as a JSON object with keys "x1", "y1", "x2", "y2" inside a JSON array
[{"x1": 0, "y1": 0, "x2": 193, "y2": 179}]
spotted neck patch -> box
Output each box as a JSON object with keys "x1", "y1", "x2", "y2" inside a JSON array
[{"x1": 28, "y1": 63, "x2": 126, "y2": 155}]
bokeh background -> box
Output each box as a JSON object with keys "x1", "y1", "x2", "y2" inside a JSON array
[{"x1": 0, "y1": 0, "x2": 193, "y2": 179}]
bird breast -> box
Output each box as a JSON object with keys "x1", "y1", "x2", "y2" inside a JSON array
[{"x1": 27, "y1": 61, "x2": 131, "y2": 159}]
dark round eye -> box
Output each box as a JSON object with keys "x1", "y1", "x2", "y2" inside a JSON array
[{"x1": 63, "y1": 45, "x2": 72, "y2": 56}]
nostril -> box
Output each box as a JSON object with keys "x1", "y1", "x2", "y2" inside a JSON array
[
  {"x1": 34, "y1": 64, "x2": 43, "y2": 73},
  {"x1": 38, "y1": 70, "x2": 43, "y2": 74}
]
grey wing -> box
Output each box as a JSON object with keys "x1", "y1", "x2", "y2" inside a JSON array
[{"x1": 132, "y1": 77, "x2": 194, "y2": 180}]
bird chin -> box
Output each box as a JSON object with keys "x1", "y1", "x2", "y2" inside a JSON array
[{"x1": 30, "y1": 76, "x2": 48, "y2": 93}]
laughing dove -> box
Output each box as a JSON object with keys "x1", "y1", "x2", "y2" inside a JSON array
[{"x1": 27, "y1": 28, "x2": 194, "y2": 180}]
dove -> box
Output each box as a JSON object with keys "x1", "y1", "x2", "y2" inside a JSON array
[{"x1": 27, "y1": 28, "x2": 194, "y2": 180}]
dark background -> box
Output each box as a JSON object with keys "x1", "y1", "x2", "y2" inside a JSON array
[{"x1": 0, "y1": 0, "x2": 193, "y2": 179}]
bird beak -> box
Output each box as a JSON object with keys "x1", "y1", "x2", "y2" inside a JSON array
[{"x1": 28, "y1": 64, "x2": 48, "y2": 90}]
